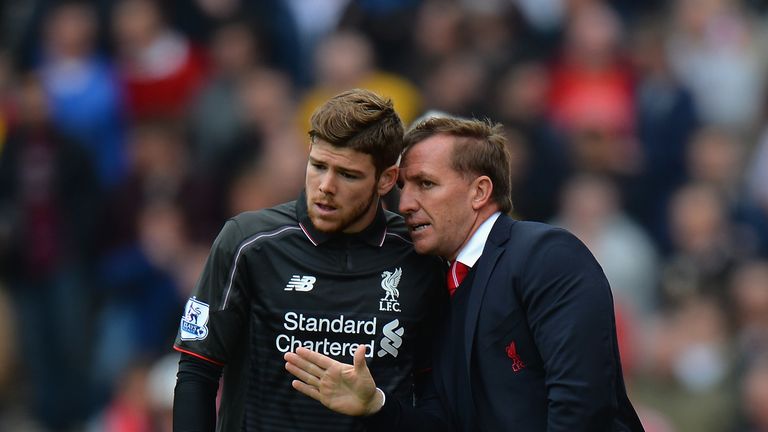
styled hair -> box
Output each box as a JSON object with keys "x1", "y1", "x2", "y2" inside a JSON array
[
  {"x1": 404, "y1": 116, "x2": 513, "y2": 213},
  {"x1": 309, "y1": 88, "x2": 404, "y2": 175}
]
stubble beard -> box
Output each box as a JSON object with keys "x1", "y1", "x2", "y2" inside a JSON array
[{"x1": 308, "y1": 187, "x2": 378, "y2": 234}]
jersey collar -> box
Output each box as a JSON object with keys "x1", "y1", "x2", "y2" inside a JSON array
[{"x1": 297, "y1": 189, "x2": 388, "y2": 247}]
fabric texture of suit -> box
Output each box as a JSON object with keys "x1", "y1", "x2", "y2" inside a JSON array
[{"x1": 365, "y1": 216, "x2": 645, "y2": 431}]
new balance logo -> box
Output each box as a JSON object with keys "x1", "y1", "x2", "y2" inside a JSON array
[
  {"x1": 378, "y1": 319, "x2": 404, "y2": 358},
  {"x1": 285, "y1": 275, "x2": 316, "y2": 291}
]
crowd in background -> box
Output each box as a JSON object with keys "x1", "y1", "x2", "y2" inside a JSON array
[{"x1": 0, "y1": 0, "x2": 768, "y2": 430}]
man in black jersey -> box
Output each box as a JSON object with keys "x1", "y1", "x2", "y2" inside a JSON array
[{"x1": 172, "y1": 89, "x2": 446, "y2": 431}]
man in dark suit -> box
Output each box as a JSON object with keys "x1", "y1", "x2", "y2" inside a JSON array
[{"x1": 284, "y1": 116, "x2": 645, "y2": 431}]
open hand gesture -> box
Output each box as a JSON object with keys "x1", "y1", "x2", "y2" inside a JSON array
[{"x1": 284, "y1": 345, "x2": 384, "y2": 416}]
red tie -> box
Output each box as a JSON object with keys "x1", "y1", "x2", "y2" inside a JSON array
[{"x1": 447, "y1": 260, "x2": 470, "y2": 296}]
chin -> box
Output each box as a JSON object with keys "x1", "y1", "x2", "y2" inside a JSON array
[
  {"x1": 314, "y1": 221, "x2": 341, "y2": 233},
  {"x1": 308, "y1": 215, "x2": 336, "y2": 232},
  {"x1": 413, "y1": 242, "x2": 432, "y2": 256}
]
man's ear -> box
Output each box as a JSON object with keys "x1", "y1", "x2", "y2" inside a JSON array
[
  {"x1": 377, "y1": 165, "x2": 399, "y2": 195},
  {"x1": 471, "y1": 176, "x2": 493, "y2": 210}
]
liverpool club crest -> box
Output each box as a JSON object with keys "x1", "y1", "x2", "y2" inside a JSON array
[{"x1": 379, "y1": 268, "x2": 402, "y2": 312}]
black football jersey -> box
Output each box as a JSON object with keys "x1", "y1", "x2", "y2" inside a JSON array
[{"x1": 174, "y1": 191, "x2": 446, "y2": 431}]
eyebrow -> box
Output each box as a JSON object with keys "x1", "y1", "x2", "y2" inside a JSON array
[
  {"x1": 308, "y1": 156, "x2": 366, "y2": 177},
  {"x1": 402, "y1": 170, "x2": 433, "y2": 183}
]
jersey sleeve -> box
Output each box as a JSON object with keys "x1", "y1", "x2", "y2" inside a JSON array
[{"x1": 174, "y1": 218, "x2": 250, "y2": 365}]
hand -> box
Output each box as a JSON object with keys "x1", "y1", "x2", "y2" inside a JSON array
[{"x1": 284, "y1": 345, "x2": 384, "y2": 416}]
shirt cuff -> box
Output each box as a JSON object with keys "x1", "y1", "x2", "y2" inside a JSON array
[{"x1": 375, "y1": 387, "x2": 386, "y2": 411}]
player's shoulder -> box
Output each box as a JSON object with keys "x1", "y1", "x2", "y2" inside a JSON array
[
  {"x1": 230, "y1": 201, "x2": 296, "y2": 233},
  {"x1": 383, "y1": 209, "x2": 410, "y2": 241}
]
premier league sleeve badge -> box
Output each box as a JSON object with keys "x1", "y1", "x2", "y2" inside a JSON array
[{"x1": 180, "y1": 297, "x2": 211, "y2": 341}]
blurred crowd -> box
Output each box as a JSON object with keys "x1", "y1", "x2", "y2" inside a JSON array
[{"x1": 0, "y1": 0, "x2": 767, "y2": 430}]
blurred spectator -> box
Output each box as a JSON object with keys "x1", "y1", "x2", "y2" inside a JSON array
[
  {"x1": 0, "y1": 284, "x2": 17, "y2": 413},
  {"x1": 625, "y1": 14, "x2": 700, "y2": 251},
  {"x1": 547, "y1": 1, "x2": 639, "y2": 181},
  {"x1": 0, "y1": 51, "x2": 16, "y2": 157},
  {"x1": 512, "y1": 0, "x2": 567, "y2": 56},
  {"x1": 89, "y1": 359, "x2": 152, "y2": 432},
  {"x1": 739, "y1": 354, "x2": 768, "y2": 431},
  {"x1": 552, "y1": 173, "x2": 659, "y2": 318},
  {"x1": 169, "y1": 0, "x2": 243, "y2": 43},
  {"x1": 146, "y1": 353, "x2": 181, "y2": 432},
  {"x1": 225, "y1": 67, "x2": 305, "y2": 214},
  {"x1": 297, "y1": 30, "x2": 423, "y2": 128},
  {"x1": 666, "y1": 0, "x2": 768, "y2": 133},
  {"x1": 632, "y1": 297, "x2": 737, "y2": 432},
  {"x1": 686, "y1": 126, "x2": 768, "y2": 254},
  {"x1": 89, "y1": 352, "x2": 182, "y2": 432},
  {"x1": 37, "y1": 0, "x2": 128, "y2": 191},
  {"x1": 686, "y1": 126, "x2": 745, "y2": 199},
  {"x1": 461, "y1": 2, "x2": 524, "y2": 70},
  {"x1": 105, "y1": 118, "x2": 221, "y2": 250},
  {"x1": 282, "y1": 0, "x2": 350, "y2": 86},
  {"x1": 746, "y1": 128, "x2": 768, "y2": 254},
  {"x1": 338, "y1": 0, "x2": 420, "y2": 75},
  {"x1": 92, "y1": 198, "x2": 200, "y2": 409},
  {"x1": 662, "y1": 183, "x2": 754, "y2": 305},
  {"x1": 111, "y1": 0, "x2": 209, "y2": 120},
  {"x1": 548, "y1": 1, "x2": 635, "y2": 141},
  {"x1": 187, "y1": 18, "x2": 264, "y2": 169},
  {"x1": 0, "y1": 74, "x2": 101, "y2": 430},
  {"x1": 421, "y1": 52, "x2": 488, "y2": 118},
  {"x1": 729, "y1": 261, "x2": 768, "y2": 361},
  {"x1": 492, "y1": 60, "x2": 571, "y2": 221},
  {"x1": 404, "y1": 0, "x2": 465, "y2": 84}
]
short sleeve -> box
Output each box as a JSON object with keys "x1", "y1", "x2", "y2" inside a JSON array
[{"x1": 174, "y1": 219, "x2": 251, "y2": 365}]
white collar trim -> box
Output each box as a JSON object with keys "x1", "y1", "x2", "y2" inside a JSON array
[{"x1": 455, "y1": 212, "x2": 501, "y2": 268}]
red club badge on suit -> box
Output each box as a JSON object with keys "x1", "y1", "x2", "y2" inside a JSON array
[{"x1": 506, "y1": 341, "x2": 526, "y2": 372}]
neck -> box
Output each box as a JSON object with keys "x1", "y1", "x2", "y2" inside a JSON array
[{"x1": 448, "y1": 205, "x2": 499, "y2": 261}]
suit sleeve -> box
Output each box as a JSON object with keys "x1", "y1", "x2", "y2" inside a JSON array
[
  {"x1": 520, "y1": 229, "x2": 624, "y2": 431},
  {"x1": 362, "y1": 373, "x2": 453, "y2": 432}
]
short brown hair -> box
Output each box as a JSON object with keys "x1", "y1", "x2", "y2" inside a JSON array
[
  {"x1": 404, "y1": 116, "x2": 513, "y2": 213},
  {"x1": 309, "y1": 88, "x2": 404, "y2": 175}
]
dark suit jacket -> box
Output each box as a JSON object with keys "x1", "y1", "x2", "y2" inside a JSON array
[{"x1": 365, "y1": 216, "x2": 644, "y2": 431}]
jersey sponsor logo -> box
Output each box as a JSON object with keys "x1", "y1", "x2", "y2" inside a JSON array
[
  {"x1": 285, "y1": 275, "x2": 316, "y2": 292},
  {"x1": 276, "y1": 312, "x2": 378, "y2": 358},
  {"x1": 180, "y1": 297, "x2": 210, "y2": 341},
  {"x1": 379, "y1": 268, "x2": 402, "y2": 312},
  {"x1": 276, "y1": 336, "x2": 375, "y2": 359},
  {"x1": 282, "y1": 312, "x2": 377, "y2": 334},
  {"x1": 378, "y1": 319, "x2": 404, "y2": 358}
]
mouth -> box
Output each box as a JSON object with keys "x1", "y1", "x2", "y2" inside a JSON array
[
  {"x1": 314, "y1": 202, "x2": 337, "y2": 214},
  {"x1": 408, "y1": 222, "x2": 431, "y2": 233}
]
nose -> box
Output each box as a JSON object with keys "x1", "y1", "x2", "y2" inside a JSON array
[
  {"x1": 398, "y1": 184, "x2": 417, "y2": 215},
  {"x1": 318, "y1": 172, "x2": 336, "y2": 195}
]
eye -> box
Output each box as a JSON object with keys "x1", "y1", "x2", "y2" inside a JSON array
[
  {"x1": 420, "y1": 180, "x2": 435, "y2": 189},
  {"x1": 310, "y1": 162, "x2": 326, "y2": 171},
  {"x1": 339, "y1": 171, "x2": 360, "y2": 180}
]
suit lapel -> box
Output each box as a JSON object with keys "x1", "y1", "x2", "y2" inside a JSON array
[{"x1": 463, "y1": 216, "x2": 514, "y2": 376}]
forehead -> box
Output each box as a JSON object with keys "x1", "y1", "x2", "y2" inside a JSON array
[
  {"x1": 401, "y1": 134, "x2": 455, "y2": 175},
  {"x1": 309, "y1": 140, "x2": 375, "y2": 171}
]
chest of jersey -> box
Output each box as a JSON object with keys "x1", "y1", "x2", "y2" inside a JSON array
[{"x1": 241, "y1": 237, "x2": 437, "y2": 363}]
